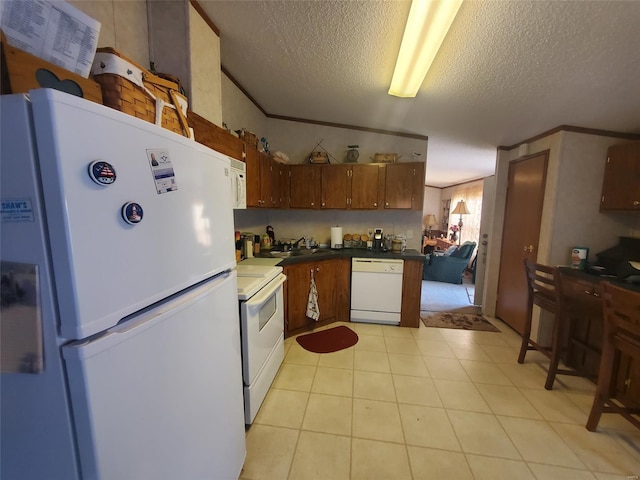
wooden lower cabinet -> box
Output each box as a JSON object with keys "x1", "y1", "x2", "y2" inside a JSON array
[
  {"x1": 283, "y1": 258, "x2": 350, "y2": 337},
  {"x1": 400, "y1": 259, "x2": 423, "y2": 328},
  {"x1": 283, "y1": 256, "x2": 422, "y2": 336},
  {"x1": 561, "y1": 271, "x2": 639, "y2": 406},
  {"x1": 562, "y1": 275, "x2": 604, "y2": 377}
]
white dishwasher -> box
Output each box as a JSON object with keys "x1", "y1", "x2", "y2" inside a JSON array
[{"x1": 350, "y1": 258, "x2": 404, "y2": 325}]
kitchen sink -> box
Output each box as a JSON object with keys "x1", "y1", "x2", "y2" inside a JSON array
[{"x1": 269, "y1": 248, "x2": 336, "y2": 258}]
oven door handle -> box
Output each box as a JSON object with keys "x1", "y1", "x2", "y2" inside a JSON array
[{"x1": 245, "y1": 274, "x2": 286, "y2": 310}]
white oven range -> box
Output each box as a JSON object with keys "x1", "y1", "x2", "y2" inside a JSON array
[{"x1": 236, "y1": 264, "x2": 286, "y2": 424}]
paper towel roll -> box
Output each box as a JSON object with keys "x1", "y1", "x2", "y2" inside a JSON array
[{"x1": 331, "y1": 226, "x2": 343, "y2": 249}]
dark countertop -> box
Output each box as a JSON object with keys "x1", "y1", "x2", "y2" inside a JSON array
[
  {"x1": 255, "y1": 248, "x2": 424, "y2": 266},
  {"x1": 559, "y1": 266, "x2": 640, "y2": 293}
]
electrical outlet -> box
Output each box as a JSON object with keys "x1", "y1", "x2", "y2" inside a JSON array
[{"x1": 406, "y1": 230, "x2": 413, "y2": 239}]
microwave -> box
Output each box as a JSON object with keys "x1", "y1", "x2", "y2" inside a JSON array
[{"x1": 229, "y1": 157, "x2": 246, "y2": 209}]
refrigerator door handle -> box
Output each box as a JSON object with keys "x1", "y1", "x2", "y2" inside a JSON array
[
  {"x1": 64, "y1": 271, "x2": 234, "y2": 357},
  {"x1": 112, "y1": 271, "x2": 233, "y2": 335}
]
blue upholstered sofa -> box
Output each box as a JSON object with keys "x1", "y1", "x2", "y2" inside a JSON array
[{"x1": 422, "y1": 241, "x2": 477, "y2": 284}]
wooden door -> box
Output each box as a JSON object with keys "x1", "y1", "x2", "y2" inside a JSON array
[
  {"x1": 383, "y1": 163, "x2": 414, "y2": 209},
  {"x1": 495, "y1": 152, "x2": 548, "y2": 334},
  {"x1": 274, "y1": 163, "x2": 289, "y2": 208},
  {"x1": 412, "y1": 162, "x2": 425, "y2": 211},
  {"x1": 289, "y1": 165, "x2": 319, "y2": 208},
  {"x1": 244, "y1": 146, "x2": 261, "y2": 207},
  {"x1": 284, "y1": 263, "x2": 314, "y2": 335},
  {"x1": 321, "y1": 165, "x2": 349, "y2": 208},
  {"x1": 315, "y1": 260, "x2": 338, "y2": 322},
  {"x1": 258, "y1": 152, "x2": 272, "y2": 208},
  {"x1": 351, "y1": 164, "x2": 380, "y2": 209},
  {"x1": 600, "y1": 142, "x2": 640, "y2": 211}
]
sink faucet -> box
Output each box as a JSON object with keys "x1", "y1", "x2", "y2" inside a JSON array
[{"x1": 292, "y1": 236, "x2": 306, "y2": 249}]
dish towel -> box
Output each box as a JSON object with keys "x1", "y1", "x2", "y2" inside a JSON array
[{"x1": 306, "y1": 268, "x2": 320, "y2": 321}]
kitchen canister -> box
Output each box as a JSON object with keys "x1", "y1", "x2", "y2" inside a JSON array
[{"x1": 571, "y1": 246, "x2": 589, "y2": 270}]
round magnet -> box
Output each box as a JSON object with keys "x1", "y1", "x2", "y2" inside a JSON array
[
  {"x1": 122, "y1": 202, "x2": 143, "y2": 225},
  {"x1": 88, "y1": 161, "x2": 117, "y2": 186}
]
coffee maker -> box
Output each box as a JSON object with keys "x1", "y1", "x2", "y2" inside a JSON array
[{"x1": 372, "y1": 228, "x2": 383, "y2": 251}]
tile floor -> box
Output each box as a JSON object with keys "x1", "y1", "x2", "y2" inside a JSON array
[{"x1": 240, "y1": 319, "x2": 640, "y2": 480}]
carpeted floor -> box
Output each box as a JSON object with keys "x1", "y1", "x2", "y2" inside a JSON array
[
  {"x1": 421, "y1": 311, "x2": 500, "y2": 332},
  {"x1": 420, "y1": 280, "x2": 480, "y2": 313}
]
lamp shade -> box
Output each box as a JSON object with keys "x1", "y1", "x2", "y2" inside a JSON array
[
  {"x1": 451, "y1": 200, "x2": 470, "y2": 215},
  {"x1": 424, "y1": 214, "x2": 438, "y2": 227}
]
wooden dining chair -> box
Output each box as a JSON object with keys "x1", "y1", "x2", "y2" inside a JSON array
[
  {"x1": 586, "y1": 282, "x2": 640, "y2": 431},
  {"x1": 519, "y1": 259, "x2": 586, "y2": 390}
]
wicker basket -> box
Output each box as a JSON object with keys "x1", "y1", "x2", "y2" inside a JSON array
[
  {"x1": 90, "y1": 47, "x2": 189, "y2": 137},
  {"x1": 373, "y1": 153, "x2": 399, "y2": 163}
]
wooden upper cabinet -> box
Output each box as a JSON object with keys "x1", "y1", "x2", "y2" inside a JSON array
[
  {"x1": 284, "y1": 161, "x2": 424, "y2": 210},
  {"x1": 321, "y1": 164, "x2": 349, "y2": 208},
  {"x1": 245, "y1": 146, "x2": 261, "y2": 208},
  {"x1": 245, "y1": 147, "x2": 273, "y2": 208},
  {"x1": 187, "y1": 111, "x2": 243, "y2": 160},
  {"x1": 289, "y1": 164, "x2": 320, "y2": 208},
  {"x1": 272, "y1": 162, "x2": 289, "y2": 208},
  {"x1": 383, "y1": 163, "x2": 423, "y2": 209},
  {"x1": 351, "y1": 164, "x2": 380, "y2": 209},
  {"x1": 259, "y1": 151, "x2": 273, "y2": 208},
  {"x1": 600, "y1": 142, "x2": 640, "y2": 211}
]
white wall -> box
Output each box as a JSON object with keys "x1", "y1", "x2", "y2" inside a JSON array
[
  {"x1": 483, "y1": 131, "x2": 639, "y2": 322},
  {"x1": 266, "y1": 118, "x2": 427, "y2": 166},
  {"x1": 223, "y1": 76, "x2": 427, "y2": 251},
  {"x1": 422, "y1": 186, "x2": 441, "y2": 231},
  {"x1": 221, "y1": 74, "x2": 268, "y2": 137},
  {"x1": 70, "y1": 0, "x2": 149, "y2": 67},
  {"x1": 188, "y1": 5, "x2": 222, "y2": 124}
]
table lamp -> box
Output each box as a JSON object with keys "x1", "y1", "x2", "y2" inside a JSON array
[
  {"x1": 451, "y1": 200, "x2": 470, "y2": 245},
  {"x1": 424, "y1": 214, "x2": 438, "y2": 238}
]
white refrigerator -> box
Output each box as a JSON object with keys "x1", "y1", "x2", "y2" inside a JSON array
[{"x1": 0, "y1": 89, "x2": 246, "y2": 480}]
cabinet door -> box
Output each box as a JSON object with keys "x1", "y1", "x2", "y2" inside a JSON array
[
  {"x1": 289, "y1": 165, "x2": 320, "y2": 208},
  {"x1": 315, "y1": 260, "x2": 338, "y2": 322},
  {"x1": 617, "y1": 355, "x2": 640, "y2": 407},
  {"x1": 350, "y1": 164, "x2": 380, "y2": 209},
  {"x1": 600, "y1": 142, "x2": 640, "y2": 211},
  {"x1": 562, "y1": 276, "x2": 603, "y2": 377},
  {"x1": 412, "y1": 162, "x2": 425, "y2": 210},
  {"x1": 321, "y1": 165, "x2": 349, "y2": 208},
  {"x1": 383, "y1": 163, "x2": 415, "y2": 209},
  {"x1": 258, "y1": 152, "x2": 273, "y2": 208},
  {"x1": 273, "y1": 163, "x2": 289, "y2": 208},
  {"x1": 284, "y1": 263, "x2": 314, "y2": 335},
  {"x1": 245, "y1": 146, "x2": 261, "y2": 207}
]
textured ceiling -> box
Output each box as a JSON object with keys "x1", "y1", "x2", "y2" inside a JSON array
[{"x1": 199, "y1": 0, "x2": 640, "y2": 187}]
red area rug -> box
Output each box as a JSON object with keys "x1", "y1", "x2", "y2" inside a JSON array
[{"x1": 296, "y1": 326, "x2": 359, "y2": 353}]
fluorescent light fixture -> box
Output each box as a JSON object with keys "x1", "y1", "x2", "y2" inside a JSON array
[{"x1": 389, "y1": 0, "x2": 463, "y2": 98}]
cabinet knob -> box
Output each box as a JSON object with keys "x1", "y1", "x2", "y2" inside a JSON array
[
  {"x1": 311, "y1": 202, "x2": 315, "y2": 206},
  {"x1": 374, "y1": 202, "x2": 377, "y2": 207},
  {"x1": 523, "y1": 245, "x2": 534, "y2": 253},
  {"x1": 385, "y1": 202, "x2": 389, "y2": 206},
  {"x1": 322, "y1": 202, "x2": 325, "y2": 207},
  {"x1": 634, "y1": 200, "x2": 639, "y2": 206}
]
